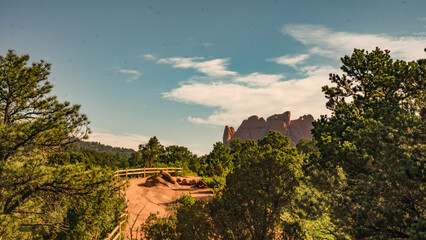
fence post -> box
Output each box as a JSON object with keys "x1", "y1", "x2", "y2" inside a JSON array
[
  {"x1": 126, "y1": 169, "x2": 128, "y2": 181},
  {"x1": 118, "y1": 222, "x2": 121, "y2": 236},
  {"x1": 143, "y1": 167, "x2": 145, "y2": 178}
]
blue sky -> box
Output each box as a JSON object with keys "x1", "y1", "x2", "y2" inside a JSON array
[{"x1": 1, "y1": 0, "x2": 425, "y2": 154}]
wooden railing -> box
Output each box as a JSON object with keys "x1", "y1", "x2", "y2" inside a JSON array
[
  {"x1": 105, "y1": 191, "x2": 128, "y2": 240},
  {"x1": 114, "y1": 167, "x2": 183, "y2": 179},
  {"x1": 105, "y1": 167, "x2": 183, "y2": 240}
]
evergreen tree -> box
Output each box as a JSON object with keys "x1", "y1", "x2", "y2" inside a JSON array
[
  {"x1": 204, "y1": 142, "x2": 233, "y2": 177},
  {"x1": 0, "y1": 50, "x2": 90, "y2": 162},
  {"x1": 0, "y1": 50, "x2": 123, "y2": 239},
  {"x1": 311, "y1": 48, "x2": 425, "y2": 238},
  {"x1": 210, "y1": 131, "x2": 303, "y2": 239},
  {"x1": 139, "y1": 136, "x2": 165, "y2": 167}
]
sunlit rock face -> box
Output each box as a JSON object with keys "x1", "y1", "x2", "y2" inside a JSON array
[
  {"x1": 223, "y1": 125, "x2": 236, "y2": 144},
  {"x1": 223, "y1": 111, "x2": 313, "y2": 147}
]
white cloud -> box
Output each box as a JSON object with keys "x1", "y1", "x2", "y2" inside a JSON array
[
  {"x1": 143, "y1": 54, "x2": 157, "y2": 60},
  {"x1": 163, "y1": 67, "x2": 332, "y2": 126},
  {"x1": 268, "y1": 54, "x2": 309, "y2": 68},
  {"x1": 89, "y1": 131, "x2": 151, "y2": 150},
  {"x1": 282, "y1": 24, "x2": 426, "y2": 60},
  {"x1": 118, "y1": 69, "x2": 141, "y2": 82},
  {"x1": 233, "y1": 72, "x2": 284, "y2": 87},
  {"x1": 159, "y1": 25, "x2": 424, "y2": 127},
  {"x1": 156, "y1": 57, "x2": 237, "y2": 77}
]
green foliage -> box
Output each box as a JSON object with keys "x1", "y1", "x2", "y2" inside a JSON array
[
  {"x1": 202, "y1": 175, "x2": 227, "y2": 189},
  {"x1": 175, "y1": 195, "x2": 216, "y2": 240},
  {"x1": 67, "y1": 141, "x2": 135, "y2": 158},
  {"x1": 139, "y1": 136, "x2": 165, "y2": 167},
  {"x1": 136, "y1": 137, "x2": 200, "y2": 175},
  {"x1": 209, "y1": 131, "x2": 303, "y2": 240},
  {"x1": 230, "y1": 138, "x2": 258, "y2": 170},
  {"x1": 142, "y1": 132, "x2": 338, "y2": 239},
  {"x1": 0, "y1": 152, "x2": 125, "y2": 239},
  {"x1": 162, "y1": 145, "x2": 200, "y2": 174},
  {"x1": 142, "y1": 195, "x2": 215, "y2": 240},
  {"x1": 142, "y1": 212, "x2": 178, "y2": 240},
  {"x1": 310, "y1": 48, "x2": 425, "y2": 238},
  {"x1": 128, "y1": 151, "x2": 143, "y2": 168},
  {"x1": 203, "y1": 142, "x2": 233, "y2": 177},
  {"x1": 48, "y1": 149, "x2": 128, "y2": 169},
  {"x1": 0, "y1": 50, "x2": 125, "y2": 239},
  {"x1": 0, "y1": 50, "x2": 90, "y2": 162},
  {"x1": 296, "y1": 139, "x2": 319, "y2": 158}
]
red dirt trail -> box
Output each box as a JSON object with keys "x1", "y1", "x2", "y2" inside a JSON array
[{"x1": 123, "y1": 176, "x2": 213, "y2": 239}]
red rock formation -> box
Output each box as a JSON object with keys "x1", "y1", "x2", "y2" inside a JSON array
[
  {"x1": 223, "y1": 111, "x2": 313, "y2": 147},
  {"x1": 223, "y1": 125, "x2": 236, "y2": 146},
  {"x1": 288, "y1": 115, "x2": 314, "y2": 144},
  {"x1": 232, "y1": 116, "x2": 268, "y2": 143}
]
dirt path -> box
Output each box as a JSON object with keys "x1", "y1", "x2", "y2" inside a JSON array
[{"x1": 124, "y1": 176, "x2": 213, "y2": 240}]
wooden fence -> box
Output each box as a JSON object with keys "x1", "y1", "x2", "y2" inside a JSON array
[
  {"x1": 114, "y1": 167, "x2": 183, "y2": 179},
  {"x1": 105, "y1": 167, "x2": 183, "y2": 240},
  {"x1": 105, "y1": 191, "x2": 128, "y2": 240}
]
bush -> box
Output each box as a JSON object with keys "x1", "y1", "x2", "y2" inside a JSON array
[
  {"x1": 141, "y1": 213, "x2": 177, "y2": 240},
  {"x1": 202, "y1": 175, "x2": 226, "y2": 189},
  {"x1": 141, "y1": 195, "x2": 215, "y2": 240}
]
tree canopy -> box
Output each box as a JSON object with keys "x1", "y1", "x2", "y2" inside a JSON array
[
  {"x1": 0, "y1": 50, "x2": 123, "y2": 239},
  {"x1": 310, "y1": 48, "x2": 425, "y2": 238},
  {"x1": 0, "y1": 50, "x2": 90, "y2": 162},
  {"x1": 210, "y1": 131, "x2": 303, "y2": 239},
  {"x1": 139, "y1": 136, "x2": 165, "y2": 167}
]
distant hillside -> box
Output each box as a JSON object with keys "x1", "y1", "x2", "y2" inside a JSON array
[{"x1": 69, "y1": 141, "x2": 135, "y2": 158}]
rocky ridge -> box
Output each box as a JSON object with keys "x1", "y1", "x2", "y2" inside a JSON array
[{"x1": 223, "y1": 111, "x2": 313, "y2": 146}]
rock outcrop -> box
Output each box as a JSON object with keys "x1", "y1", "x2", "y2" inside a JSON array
[
  {"x1": 223, "y1": 111, "x2": 313, "y2": 147},
  {"x1": 223, "y1": 126, "x2": 236, "y2": 144}
]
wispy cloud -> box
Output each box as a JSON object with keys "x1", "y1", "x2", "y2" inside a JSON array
[
  {"x1": 143, "y1": 54, "x2": 157, "y2": 60},
  {"x1": 233, "y1": 72, "x2": 284, "y2": 87},
  {"x1": 268, "y1": 54, "x2": 309, "y2": 68},
  {"x1": 160, "y1": 25, "x2": 424, "y2": 127},
  {"x1": 89, "y1": 131, "x2": 151, "y2": 150},
  {"x1": 163, "y1": 65, "x2": 332, "y2": 126},
  {"x1": 282, "y1": 24, "x2": 426, "y2": 60},
  {"x1": 118, "y1": 69, "x2": 141, "y2": 82},
  {"x1": 148, "y1": 56, "x2": 237, "y2": 77},
  {"x1": 201, "y1": 42, "x2": 214, "y2": 47}
]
